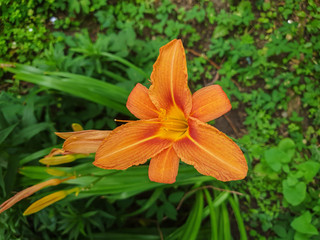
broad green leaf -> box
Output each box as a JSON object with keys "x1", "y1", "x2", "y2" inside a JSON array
[
  {"x1": 286, "y1": 176, "x2": 298, "y2": 186},
  {"x1": 291, "y1": 211, "x2": 318, "y2": 235},
  {"x1": 278, "y1": 138, "x2": 295, "y2": 160},
  {"x1": 168, "y1": 191, "x2": 184, "y2": 203},
  {"x1": 264, "y1": 148, "x2": 285, "y2": 172},
  {"x1": 294, "y1": 232, "x2": 312, "y2": 240},
  {"x1": 273, "y1": 224, "x2": 287, "y2": 238},
  {"x1": 282, "y1": 180, "x2": 306, "y2": 206},
  {"x1": 163, "y1": 201, "x2": 177, "y2": 220},
  {"x1": 297, "y1": 161, "x2": 320, "y2": 182}
]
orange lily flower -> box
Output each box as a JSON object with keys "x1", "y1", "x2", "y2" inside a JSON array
[{"x1": 92, "y1": 39, "x2": 247, "y2": 184}]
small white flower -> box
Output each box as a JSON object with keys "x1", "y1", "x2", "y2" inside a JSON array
[
  {"x1": 50, "y1": 17, "x2": 57, "y2": 23},
  {"x1": 287, "y1": 20, "x2": 293, "y2": 24}
]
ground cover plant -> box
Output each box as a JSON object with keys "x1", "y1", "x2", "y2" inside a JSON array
[{"x1": 0, "y1": 0, "x2": 319, "y2": 239}]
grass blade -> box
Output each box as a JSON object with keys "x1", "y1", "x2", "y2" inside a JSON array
[
  {"x1": 181, "y1": 191, "x2": 204, "y2": 240},
  {"x1": 221, "y1": 202, "x2": 231, "y2": 240},
  {"x1": 124, "y1": 188, "x2": 163, "y2": 217},
  {"x1": 229, "y1": 195, "x2": 247, "y2": 240},
  {"x1": 3, "y1": 64, "x2": 131, "y2": 115},
  {"x1": 203, "y1": 189, "x2": 218, "y2": 240},
  {"x1": 71, "y1": 48, "x2": 150, "y2": 80}
]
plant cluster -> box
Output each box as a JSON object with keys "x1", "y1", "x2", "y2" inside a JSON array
[{"x1": 0, "y1": 0, "x2": 319, "y2": 239}]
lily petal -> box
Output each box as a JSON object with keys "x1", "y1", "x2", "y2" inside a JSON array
[
  {"x1": 55, "y1": 130, "x2": 110, "y2": 140},
  {"x1": 149, "y1": 39, "x2": 192, "y2": 115},
  {"x1": 63, "y1": 139, "x2": 104, "y2": 154},
  {"x1": 94, "y1": 120, "x2": 172, "y2": 170},
  {"x1": 173, "y1": 117, "x2": 247, "y2": 181},
  {"x1": 190, "y1": 85, "x2": 232, "y2": 122},
  {"x1": 126, "y1": 83, "x2": 159, "y2": 119},
  {"x1": 148, "y1": 147, "x2": 179, "y2": 184},
  {"x1": 56, "y1": 130, "x2": 111, "y2": 154}
]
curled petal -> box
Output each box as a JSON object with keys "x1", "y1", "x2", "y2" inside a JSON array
[
  {"x1": 190, "y1": 85, "x2": 231, "y2": 122},
  {"x1": 173, "y1": 117, "x2": 247, "y2": 181},
  {"x1": 55, "y1": 130, "x2": 110, "y2": 140},
  {"x1": 94, "y1": 120, "x2": 172, "y2": 170},
  {"x1": 55, "y1": 130, "x2": 111, "y2": 154},
  {"x1": 63, "y1": 139, "x2": 104, "y2": 154},
  {"x1": 149, "y1": 39, "x2": 192, "y2": 116},
  {"x1": 148, "y1": 147, "x2": 179, "y2": 184},
  {"x1": 126, "y1": 83, "x2": 159, "y2": 119}
]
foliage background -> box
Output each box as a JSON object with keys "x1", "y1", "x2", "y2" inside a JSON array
[{"x1": 0, "y1": 0, "x2": 319, "y2": 239}]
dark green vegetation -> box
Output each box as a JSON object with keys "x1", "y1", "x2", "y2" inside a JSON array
[{"x1": 0, "y1": 0, "x2": 319, "y2": 239}]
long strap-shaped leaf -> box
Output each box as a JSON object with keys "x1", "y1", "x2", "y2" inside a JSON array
[
  {"x1": 180, "y1": 191, "x2": 204, "y2": 240},
  {"x1": 3, "y1": 64, "x2": 131, "y2": 115},
  {"x1": 71, "y1": 48, "x2": 150, "y2": 80}
]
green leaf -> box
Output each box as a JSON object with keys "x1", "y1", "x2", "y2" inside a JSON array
[
  {"x1": 71, "y1": 48, "x2": 149, "y2": 80},
  {"x1": 163, "y1": 201, "x2": 177, "y2": 220},
  {"x1": 0, "y1": 166, "x2": 5, "y2": 196},
  {"x1": 124, "y1": 188, "x2": 163, "y2": 217},
  {"x1": 229, "y1": 196, "x2": 248, "y2": 240},
  {"x1": 12, "y1": 122, "x2": 53, "y2": 145},
  {"x1": 66, "y1": 176, "x2": 100, "y2": 186},
  {"x1": 212, "y1": 25, "x2": 229, "y2": 39},
  {"x1": 297, "y1": 161, "x2": 320, "y2": 182},
  {"x1": 181, "y1": 191, "x2": 204, "y2": 240},
  {"x1": 76, "y1": 165, "x2": 212, "y2": 201},
  {"x1": 282, "y1": 180, "x2": 306, "y2": 206},
  {"x1": 19, "y1": 166, "x2": 53, "y2": 180},
  {"x1": 3, "y1": 64, "x2": 131, "y2": 116},
  {"x1": 221, "y1": 202, "x2": 231, "y2": 239},
  {"x1": 203, "y1": 189, "x2": 218, "y2": 240},
  {"x1": 0, "y1": 123, "x2": 18, "y2": 144},
  {"x1": 273, "y1": 224, "x2": 287, "y2": 238},
  {"x1": 213, "y1": 192, "x2": 230, "y2": 208},
  {"x1": 291, "y1": 211, "x2": 318, "y2": 235},
  {"x1": 264, "y1": 148, "x2": 286, "y2": 172},
  {"x1": 168, "y1": 191, "x2": 184, "y2": 203},
  {"x1": 294, "y1": 232, "x2": 312, "y2": 240},
  {"x1": 20, "y1": 146, "x2": 58, "y2": 165},
  {"x1": 278, "y1": 138, "x2": 295, "y2": 160}
]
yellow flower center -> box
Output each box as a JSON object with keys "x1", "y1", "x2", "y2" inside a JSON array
[{"x1": 158, "y1": 107, "x2": 188, "y2": 141}]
